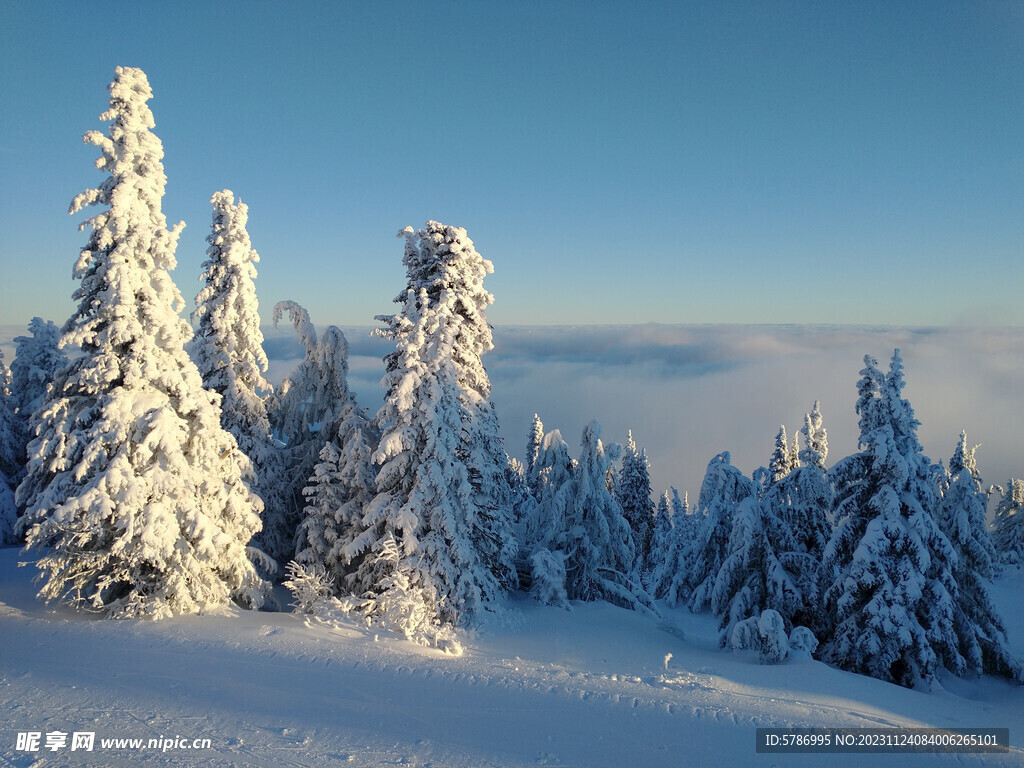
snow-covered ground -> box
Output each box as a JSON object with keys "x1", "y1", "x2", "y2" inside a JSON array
[{"x1": 1, "y1": 546, "x2": 1021, "y2": 768}]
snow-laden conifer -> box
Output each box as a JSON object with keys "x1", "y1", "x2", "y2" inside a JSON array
[
  {"x1": 647, "y1": 491, "x2": 673, "y2": 577},
  {"x1": 616, "y1": 431, "x2": 654, "y2": 571},
  {"x1": 10, "y1": 317, "x2": 67, "y2": 426},
  {"x1": 526, "y1": 413, "x2": 544, "y2": 495},
  {"x1": 647, "y1": 487, "x2": 691, "y2": 599},
  {"x1": 524, "y1": 428, "x2": 581, "y2": 561},
  {"x1": 6, "y1": 319, "x2": 69, "y2": 507},
  {"x1": 0, "y1": 354, "x2": 19, "y2": 544},
  {"x1": 821, "y1": 352, "x2": 961, "y2": 686},
  {"x1": 529, "y1": 548, "x2": 571, "y2": 608},
  {"x1": 267, "y1": 301, "x2": 355, "y2": 565},
  {"x1": 560, "y1": 421, "x2": 653, "y2": 612},
  {"x1": 528, "y1": 428, "x2": 576, "y2": 513},
  {"x1": 505, "y1": 456, "x2": 535, "y2": 526},
  {"x1": 344, "y1": 223, "x2": 517, "y2": 636},
  {"x1": 189, "y1": 191, "x2": 284, "y2": 569},
  {"x1": 662, "y1": 453, "x2": 755, "y2": 611},
  {"x1": 731, "y1": 608, "x2": 791, "y2": 664},
  {"x1": 939, "y1": 434, "x2": 1021, "y2": 679},
  {"x1": 294, "y1": 406, "x2": 378, "y2": 594},
  {"x1": 16, "y1": 67, "x2": 266, "y2": 617},
  {"x1": 760, "y1": 403, "x2": 833, "y2": 635},
  {"x1": 992, "y1": 479, "x2": 1024, "y2": 567},
  {"x1": 769, "y1": 426, "x2": 797, "y2": 485},
  {"x1": 711, "y1": 494, "x2": 804, "y2": 650}
]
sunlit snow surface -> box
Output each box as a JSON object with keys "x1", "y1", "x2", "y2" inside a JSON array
[{"x1": 2, "y1": 548, "x2": 1021, "y2": 768}]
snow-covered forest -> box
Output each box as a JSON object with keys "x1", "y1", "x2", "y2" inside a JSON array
[{"x1": 2, "y1": 67, "x2": 1022, "y2": 767}]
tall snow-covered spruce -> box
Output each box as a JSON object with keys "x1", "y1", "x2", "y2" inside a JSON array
[
  {"x1": 15, "y1": 67, "x2": 266, "y2": 618},
  {"x1": 616, "y1": 431, "x2": 654, "y2": 572},
  {"x1": 939, "y1": 434, "x2": 1021, "y2": 679},
  {"x1": 0, "y1": 354, "x2": 19, "y2": 544},
  {"x1": 189, "y1": 191, "x2": 283, "y2": 571},
  {"x1": 821, "y1": 351, "x2": 960, "y2": 687},
  {"x1": 345, "y1": 222, "x2": 517, "y2": 639}
]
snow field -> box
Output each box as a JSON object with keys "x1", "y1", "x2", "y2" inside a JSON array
[{"x1": 2, "y1": 548, "x2": 1021, "y2": 768}]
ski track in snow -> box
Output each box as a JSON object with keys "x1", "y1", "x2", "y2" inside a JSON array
[{"x1": 2, "y1": 549, "x2": 1022, "y2": 768}]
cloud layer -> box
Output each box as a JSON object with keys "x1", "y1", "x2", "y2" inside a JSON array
[{"x1": 4, "y1": 323, "x2": 1019, "y2": 509}]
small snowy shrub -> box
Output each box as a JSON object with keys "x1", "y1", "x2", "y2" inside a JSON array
[
  {"x1": 757, "y1": 610, "x2": 790, "y2": 664},
  {"x1": 360, "y1": 533, "x2": 464, "y2": 655},
  {"x1": 788, "y1": 626, "x2": 819, "y2": 658},
  {"x1": 282, "y1": 560, "x2": 335, "y2": 615},
  {"x1": 529, "y1": 548, "x2": 570, "y2": 609},
  {"x1": 730, "y1": 609, "x2": 790, "y2": 664}
]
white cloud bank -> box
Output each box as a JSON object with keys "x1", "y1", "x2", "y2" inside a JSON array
[{"x1": 4, "y1": 323, "x2": 1020, "y2": 508}]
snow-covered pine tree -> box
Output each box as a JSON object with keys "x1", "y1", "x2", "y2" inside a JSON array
[
  {"x1": 525, "y1": 413, "x2": 544, "y2": 495},
  {"x1": 6, "y1": 318, "x2": 69, "y2": 507},
  {"x1": 785, "y1": 402, "x2": 833, "y2": 558},
  {"x1": 189, "y1": 190, "x2": 284, "y2": 570},
  {"x1": 0, "y1": 354, "x2": 19, "y2": 544},
  {"x1": 523, "y1": 428, "x2": 576, "y2": 553},
  {"x1": 769, "y1": 425, "x2": 796, "y2": 485},
  {"x1": 662, "y1": 452, "x2": 755, "y2": 611},
  {"x1": 345, "y1": 222, "x2": 517, "y2": 634},
  {"x1": 763, "y1": 402, "x2": 833, "y2": 635},
  {"x1": 992, "y1": 479, "x2": 1024, "y2": 567},
  {"x1": 648, "y1": 487, "x2": 694, "y2": 600},
  {"x1": 616, "y1": 430, "x2": 655, "y2": 572},
  {"x1": 821, "y1": 351, "x2": 961, "y2": 686},
  {"x1": 560, "y1": 421, "x2": 653, "y2": 612},
  {"x1": 398, "y1": 222, "x2": 518, "y2": 595},
  {"x1": 671, "y1": 487, "x2": 690, "y2": 531},
  {"x1": 646, "y1": 491, "x2": 673, "y2": 576},
  {"x1": 505, "y1": 456, "x2": 535, "y2": 524},
  {"x1": 711, "y1": 493, "x2": 803, "y2": 650},
  {"x1": 267, "y1": 301, "x2": 355, "y2": 566},
  {"x1": 294, "y1": 406, "x2": 378, "y2": 594},
  {"x1": 10, "y1": 317, "x2": 68, "y2": 428},
  {"x1": 883, "y1": 350, "x2": 963, "y2": 675},
  {"x1": 15, "y1": 67, "x2": 266, "y2": 618},
  {"x1": 939, "y1": 434, "x2": 1021, "y2": 679}
]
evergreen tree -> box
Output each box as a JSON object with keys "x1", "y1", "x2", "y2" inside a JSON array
[
  {"x1": 646, "y1": 491, "x2": 673, "y2": 576},
  {"x1": 524, "y1": 428, "x2": 576, "y2": 552},
  {"x1": 939, "y1": 434, "x2": 1021, "y2": 679},
  {"x1": 10, "y1": 317, "x2": 67, "y2": 429},
  {"x1": 189, "y1": 190, "x2": 284, "y2": 569},
  {"x1": 670, "y1": 487, "x2": 690, "y2": 532},
  {"x1": 0, "y1": 354, "x2": 19, "y2": 544},
  {"x1": 560, "y1": 421, "x2": 652, "y2": 612},
  {"x1": 662, "y1": 452, "x2": 755, "y2": 610},
  {"x1": 769, "y1": 425, "x2": 796, "y2": 485},
  {"x1": 294, "y1": 407, "x2": 378, "y2": 594},
  {"x1": 268, "y1": 301, "x2": 354, "y2": 566},
  {"x1": 764, "y1": 402, "x2": 833, "y2": 635},
  {"x1": 15, "y1": 67, "x2": 266, "y2": 617},
  {"x1": 647, "y1": 489, "x2": 696, "y2": 606},
  {"x1": 345, "y1": 222, "x2": 517, "y2": 633},
  {"x1": 992, "y1": 479, "x2": 1024, "y2": 567},
  {"x1": 616, "y1": 430, "x2": 654, "y2": 571},
  {"x1": 711, "y1": 492, "x2": 808, "y2": 652},
  {"x1": 6, "y1": 318, "x2": 69, "y2": 504},
  {"x1": 505, "y1": 456, "x2": 536, "y2": 527},
  {"x1": 821, "y1": 351, "x2": 961, "y2": 686},
  {"x1": 525, "y1": 413, "x2": 544, "y2": 495}
]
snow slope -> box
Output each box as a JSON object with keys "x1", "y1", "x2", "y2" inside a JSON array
[{"x1": 2, "y1": 547, "x2": 1021, "y2": 768}]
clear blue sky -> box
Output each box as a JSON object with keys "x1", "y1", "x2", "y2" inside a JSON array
[{"x1": 1, "y1": 0, "x2": 1021, "y2": 328}]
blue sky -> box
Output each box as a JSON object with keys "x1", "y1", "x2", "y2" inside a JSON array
[{"x1": 1, "y1": 0, "x2": 1022, "y2": 328}]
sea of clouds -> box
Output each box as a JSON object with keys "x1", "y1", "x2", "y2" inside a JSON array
[
  {"x1": 265, "y1": 323, "x2": 1022, "y2": 504},
  {"x1": 4, "y1": 323, "x2": 1020, "y2": 507}
]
